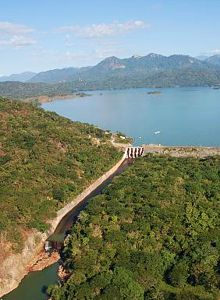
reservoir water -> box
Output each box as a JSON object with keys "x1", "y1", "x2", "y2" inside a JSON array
[
  {"x1": 3, "y1": 87, "x2": 220, "y2": 300},
  {"x1": 43, "y1": 87, "x2": 220, "y2": 146},
  {"x1": 3, "y1": 263, "x2": 59, "y2": 300}
]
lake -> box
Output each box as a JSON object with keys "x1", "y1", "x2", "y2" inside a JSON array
[{"x1": 43, "y1": 87, "x2": 220, "y2": 147}]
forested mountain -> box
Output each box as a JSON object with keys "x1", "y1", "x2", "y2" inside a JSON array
[
  {"x1": 29, "y1": 53, "x2": 220, "y2": 85},
  {"x1": 0, "y1": 98, "x2": 120, "y2": 253},
  {"x1": 49, "y1": 155, "x2": 220, "y2": 300},
  {"x1": 29, "y1": 67, "x2": 91, "y2": 83},
  {"x1": 0, "y1": 72, "x2": 36, "y2": 82},
  {"x1": 1, "y1": 54, "x2": 220, "y2": 99}
]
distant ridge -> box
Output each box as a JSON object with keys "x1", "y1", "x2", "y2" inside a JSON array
[
  {"x1": 1, "y1": 53, "x2": 220, "y2": 98},
  {"x1": 28, "y1": 53, "x2": 220, "y2": 85},
  {"x1": 0, "y1": 71, "x2": 36, "y2": 82},
  {"x1": 29, "y1": 67, "x2": 91, "y2": 83}
]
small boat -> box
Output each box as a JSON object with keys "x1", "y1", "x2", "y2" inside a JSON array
[
  {"x1": 154, "y1": 131, "x2": 161, "y2": 135},
  {"x1": 147, "y1": 91, "x2": 161, "y2": 95}
]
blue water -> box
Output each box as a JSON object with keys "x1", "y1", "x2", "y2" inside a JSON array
[{"x1": 43, "y1": 87, "x2": 220, "y2": 147}]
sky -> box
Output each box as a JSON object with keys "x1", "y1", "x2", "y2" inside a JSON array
[{"x1": 0, "y1": 0, "x2": 220, "y2": 75}]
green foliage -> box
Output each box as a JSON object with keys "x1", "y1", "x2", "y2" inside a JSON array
[
  {"x1": 27, "y1": 219, "x2": 50, "y2": 232},
  {"x1": 114, "y1": 132, "x2": 133, "y2": 144},
  {"x1": 0, "y1": 97, "x2": 121, "y2": 250},
  {"x1": 52, "y1": 188, "x2": 65, "y2": 202},
  {"x1": 49, "y1": 155, "x2": 220, "y2": 299}
]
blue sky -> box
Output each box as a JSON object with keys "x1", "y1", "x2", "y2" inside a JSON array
[{"x1": 0, "y1": 0, "x2": 220, "y2": 75}]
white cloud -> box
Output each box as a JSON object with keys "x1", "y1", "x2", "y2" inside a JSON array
[
  {"x1": 0, "y1": 35, "x2": 36, "y2": 47},
  {"x1": 0, "y1": 21, "x2": 33, "y2": 34},
  {"x1": 202, "y1": 49, "x2": 220, "y2": 56},
  {"x1": 0, "y1": 21, "x2": 36, "y2": 48},
  {"x1": 210, "y1": 49, "x2": 220, "y2": 55},
  {"x1": 58, "y1": 20, "x2": 149, "y2": 38}
]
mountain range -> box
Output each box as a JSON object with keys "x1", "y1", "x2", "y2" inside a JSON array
[
  {"x1": 28, "y1": 53, "x2": 220, "y2": 84},
  {"x1": 0, "y1": 71, "x2": 36, "y2": 82},
  {"x1": 1, "y1": 54, "x2": 220, "y2": 99}
]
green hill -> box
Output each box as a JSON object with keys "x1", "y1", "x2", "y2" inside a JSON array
[
  {"x1": 49, "y1": 155, "x2": 220, "y2": 300},
  {"x1": 0, "y1": 98, "x2": 121, "y2": 251}
]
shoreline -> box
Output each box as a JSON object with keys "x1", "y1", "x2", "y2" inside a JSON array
[
  {"x1": 1, "y1": 86, "x2": 218, "y2": 103},
  {"x1": 23, "y1": 92, "x2": 91, "y2": 104}
]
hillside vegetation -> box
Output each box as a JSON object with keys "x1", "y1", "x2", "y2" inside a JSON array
[
  {"x1": 49, "y1": 155, "x2": 220, "y2": 300},
  {"x1": 0, "y1": 81, "x2": 78, "y2": 100},
  {"x1": 0, "y1": 98, "x2": 121, "y2": 251}
]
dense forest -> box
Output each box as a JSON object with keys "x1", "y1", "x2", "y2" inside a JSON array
[
  {"x1": 0, "y1": 98, "x2": 121, "y2": 251},
  {"x1": 49, "y1": 156, "x2": 220, "y2": 300}
]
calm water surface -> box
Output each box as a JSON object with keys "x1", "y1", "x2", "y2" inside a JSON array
[
  {"x1": 43, "y1": 87, "x2": 220, "y2": 146},
  {"x1": 3, "y1": 263, "x2": 58, "y2": 300}
]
